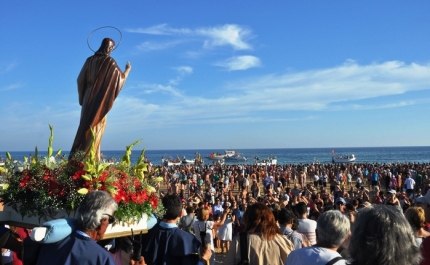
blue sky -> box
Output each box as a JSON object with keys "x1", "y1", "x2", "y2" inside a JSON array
[{"x1": 1, "y1": 1, "x2": 430, "y2": 151}]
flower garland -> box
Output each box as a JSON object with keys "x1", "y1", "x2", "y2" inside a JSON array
[{"x1": 0, "y1": 125, "x2": 164, "y2": 223}]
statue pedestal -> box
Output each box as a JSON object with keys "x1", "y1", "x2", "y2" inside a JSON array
[{"x1": 0, "y1": 204, "x2": 151, "y2": 239}]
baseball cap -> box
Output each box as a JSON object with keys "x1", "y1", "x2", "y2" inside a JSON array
[
  {"x1": 415, "y1": 196, "x2": 426, "y2": 204},
  {"x1": 283, "y1": 194, "x2": 290, "y2": 201},
  {"x1": 335, "y1": 197, "x2": 346, "y2": 204},
  {"x1": 193, "y1": 198, "x2": 201, "y2": 204},
  {"x1": 387, "y1": 190, "x2": 396, "y2": 194}
]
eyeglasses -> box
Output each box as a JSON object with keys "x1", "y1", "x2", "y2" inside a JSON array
[{"x1": 103, "y1": 213, "x2": 116, "y2": 224}]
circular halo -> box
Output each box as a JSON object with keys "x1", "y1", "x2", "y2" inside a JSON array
[{"x1": 87, "y1": 26, "x2": 122, "y2": 53}]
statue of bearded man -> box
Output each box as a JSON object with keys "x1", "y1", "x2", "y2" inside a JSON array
[{"x1": 70, "y1": 38, "x2": 131, "y2": 161}]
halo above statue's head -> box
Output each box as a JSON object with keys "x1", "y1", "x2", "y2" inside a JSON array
[{"x1": 87, "y1": 26, "x2": 122, "y2": 53}]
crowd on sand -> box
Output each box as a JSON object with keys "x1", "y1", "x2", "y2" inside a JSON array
[{"x1": 1, "y1": 161, "x2": 430, "y2": 265}]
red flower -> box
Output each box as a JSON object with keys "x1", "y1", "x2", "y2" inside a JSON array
[
  {"x1": 19, "y1": 175, "x2": 31, "y2": 188},
  {"x1": 149, "y1": 195, "x2": 158, "y2": 209},
  {"x1": 99, "y1": 171, "x2": 109, "y2": 183},
  {"x1": 72, "y1": 170, "x2": 86, "y2": 180}
]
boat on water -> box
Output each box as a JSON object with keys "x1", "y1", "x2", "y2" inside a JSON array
[
  {"x1": 225, "y1": 152, "x2": 248, "y2": 162},
  {"x1": 332, "y1": 154, "x2": 356, "y2": 163},
  {"x1": 206, "y1": 152, "x2": 227, "y2": 160},
  {"x1": 206, "y1": 150, "x2": 237, "y2": 161},
  {"x1": 162, "y1": 157, "x2": 182, "y2": 167},
  {"x1": 182, "y1": 157, "x2": 195, "y2": 165},
  {"x1": 255, "y1": 157, "x2": 277, "y2": 166}
]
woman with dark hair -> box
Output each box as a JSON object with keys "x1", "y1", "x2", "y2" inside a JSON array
[
  {"x1": 225, "y1": 203, "x2": 294, "y2": 264},
  {"x1": 348, "y1": 205, "x2": 421, "y2": 265}
]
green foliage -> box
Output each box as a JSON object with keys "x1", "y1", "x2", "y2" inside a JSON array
[{"x1": 0, "y1": 125, "x2": 163, "y2": 222}]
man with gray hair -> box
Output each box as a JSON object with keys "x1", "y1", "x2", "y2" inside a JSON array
[
  {"x1": 23, "y1": 190, "x2": 118, "y2": 265},
  {"x1": 286, "y1": 210, "x2": 350, "y2": 265}
]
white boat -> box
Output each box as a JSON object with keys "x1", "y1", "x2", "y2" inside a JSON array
[
  {"x1": 182, "y1": 157, "x2": 195, "y2": 165},
  {"x1": 161, "y1": 157, "x2": 182, "y2": 167},
  {"x1": 255, "y1": 157, "x2": 277, "y2": 166},
  {"x1": 224, "y1": 150, "x2": 236, "y2": 157},
  {"x1": 206, "y1": 150, "x2": 237, "y2": 161},
  {"x1": 332, "y1": 154, "x2": 356, "y2": 163},
  {"x1": 225, "y1": 152, "x2": 248, "y2": 162}
]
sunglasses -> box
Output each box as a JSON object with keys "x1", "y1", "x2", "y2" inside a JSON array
[{"x1": 103, "y1": 213, "x2": 116, "y2": 224}]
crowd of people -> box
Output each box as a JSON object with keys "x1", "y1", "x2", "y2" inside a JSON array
[{"x1": 1, "y1": 161, "x2": 430, "y2": 264}]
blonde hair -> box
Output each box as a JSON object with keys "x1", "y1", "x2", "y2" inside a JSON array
[{"x1": 197, "y1": 207, "x2": 210, "y2": 221}]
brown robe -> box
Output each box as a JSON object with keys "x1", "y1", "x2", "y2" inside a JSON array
[{"x1": 70, "y1": 53, "x2": 126, "y2": 160}]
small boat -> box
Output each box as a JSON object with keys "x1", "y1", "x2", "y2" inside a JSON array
[
  {"x1": 225, "y1": 152, "x2": 248, "y2": 162},
  {"x1": 255, "y1": 157, "x2": 277, "y2": 166},
  {"x1": 224, "y1": 150, "x2": 236, "y2": 157},
  {"x1": 101, "y1": 157, "x2": 116, "y2": 166},
  {"x1": 162, "y1": 157, "x2": 182, "y2": 167},
  {"x1": 206, "y1": 152, "x2": 227, "y2": 160},
  {"x1": 182, "y1": 157, "x2": 195, "y2": 165},
  {"x1": 332, "y1": 154, "x2": 356, "y2": 163},
  {"x1": 206, "y1": 150, "x2": 238, "y2": 161}
]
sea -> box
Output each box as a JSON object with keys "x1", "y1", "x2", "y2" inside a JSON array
[{"x1": 3, "y1": 146, "x2": 430, "y2": 166}]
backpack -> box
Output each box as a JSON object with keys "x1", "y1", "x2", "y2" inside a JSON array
[{"x1": 180, "y1": 216, "x2": 195, "y2": 234}]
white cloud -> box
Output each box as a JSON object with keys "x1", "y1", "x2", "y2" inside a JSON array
[
  {"x1": 169, "y1": 66, "x2": 193, "y2": 85},
  {"x1": 197, "y1": 24, "x2": 252, "y2": 50},
  {"x1": 0, "y1": 61, "x2": 18, "y2": 74},
  {"x1": 0, "y1": 83, "x2": 24, "y2": 91},
  {"x1": 174, "y1": 66, "x2": 193, "y2": 75},
  {"x1": 136, "y1": 40, "x2": 183, "y2": 51},
  {"x1": 127, "y1": 24, "x2": 252, "y2": 51},
  {"x1": 138, "y1": 83, "x2": 184, "y2": 98},
  {"x1": 126, "y1": 24, "x2": 191, "y2": 35},
  {"x1": 114, "y1": 60, "x2": 430, "y2": 127},
  {"x1": 215, "y1": 55, "x2": 261, "y2": 71}
]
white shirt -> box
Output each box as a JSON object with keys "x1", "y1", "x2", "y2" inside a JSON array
[
  {"x1": 297, "y1": 219, "x2": 317, "y2": 246},
  {"x1": 194, "y1": 220, "x2": 215, "y2": 251},
  {"x1": 405, "y1": 177, "x2": 415, "y2": 189}
]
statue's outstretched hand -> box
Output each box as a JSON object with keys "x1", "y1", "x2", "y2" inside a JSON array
[{"x1": 126, "y1": 61, "x2": 132, "y2": 70}]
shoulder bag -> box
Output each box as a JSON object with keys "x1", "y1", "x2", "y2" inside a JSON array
[{"x1": 237, "y1": 232, "x2": 249, "y2": 265}]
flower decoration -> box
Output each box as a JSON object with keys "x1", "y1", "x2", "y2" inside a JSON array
[{"x1": 0, "y1": 125, "x2": 164, "y2": 223}]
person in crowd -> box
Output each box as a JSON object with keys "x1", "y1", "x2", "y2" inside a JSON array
[
  {"x1": 213, "y1": 198, "x2": 224, "y2": 216},
  {"x1": 141, "y1": 194, "x2": 211, "y2": 265},
  {"x1": 295, "y1": 202, "x2": 317, "y2": 245},
  {"x1": 335, "y1": 197, "x2": 346, "y2": 213},
  {"x1": 405, "y1": 173, "x2": 416, "y2": 197},
  {"x1": 385, "y1": 189, "x2": 401, "y2": 207},
  {"x1": 217, "y1": 204, "x2": 235, "y2": 254},
  {"x1": 348, "y1": 205, "x2": 421, "y2": 265},
  {"x1": 23, "y1": 190, "x2": 121, "y2": 265},
  {"x1": 404, "y1": 206, "x2": 430, "y2": 246},
  {"x1": 178, "y1": 206, "x2": 197, "y2": 234},
  {"x1": 194, "y1": 205, "x2": 229, "y2": 265},
  {"x1": 225, "y1": 203, "x2": 294, "y2": 265},
  {"x1": 278, "y1": 208, "x2": 303, "y2": 250},
  {"x1": 233, "y1": 202, "x2": 247, "y2": 236},
  {"x1": 286, "y1": 210, "x2": 350, "y2": 265}
]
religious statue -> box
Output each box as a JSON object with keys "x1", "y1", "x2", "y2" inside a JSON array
[{"x1": 69, "y1": 37, "x2": 132, "y2": 161}]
